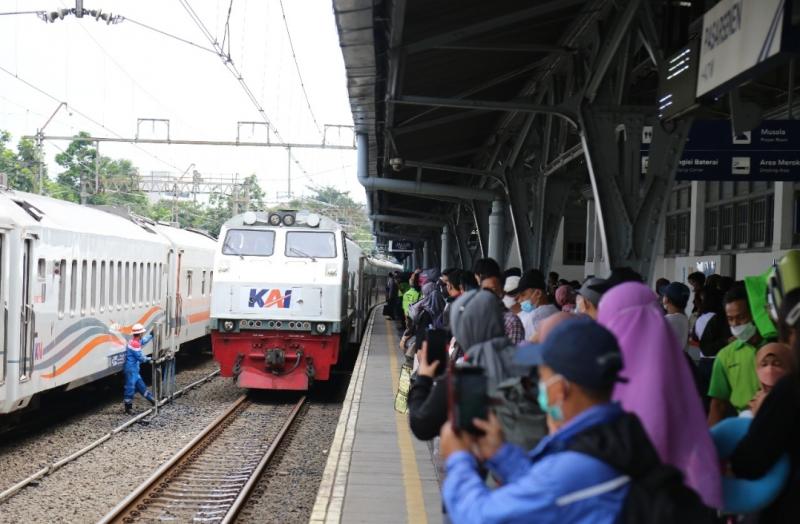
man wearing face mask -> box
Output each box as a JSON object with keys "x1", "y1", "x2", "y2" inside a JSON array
[
  {"x1": 439, "y1": 318, "x2": 634, "y2": 523},
  {"x1": 475, "y1": 259, "x2": 525, "y2": 345},
  {"x1": 516, "y1": 270, "x2": 559, "y2": 341},
  {"x1": 707, "y1": 283, "x2": 766, "y2": 426}
]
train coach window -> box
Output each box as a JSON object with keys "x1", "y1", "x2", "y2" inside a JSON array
[
  {"x1": 125, "y1": 262, "x2": 130, "y2": 308},
  {"x1": 201, "y1": 271, "x2": 206, "y2": 295},
  {"x1": 100, "y1": 261, "x2": 106, "y2": 313},
  {"x1": 70, "y1": 260, "x2": 77, "y2": 316},
  {"x1": 38, "y1": 258, "x2": 45, "y2": 280},
  {"x1": 80, "y1": 260, "x2": 88, "y2": 316},
  {"x1": 90, "y1": 261, "x2": 97, "y2": 314},
  {"x1": 187, "y1": 270, "x2": 193, "y2": 297},
  {"x1": 222, "y1": 229, "x2": 275, "y2": 256},
  {"x1": 58, "y1": 259, "x2": 66, "y2": 319},
  {"x1": 285, "y1": 231, "x2": 337, "y2": 259}
]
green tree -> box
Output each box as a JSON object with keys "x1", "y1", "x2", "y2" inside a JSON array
[
  {"x1": 288, "y1": 185, "x2": 374, "y2": 251},
  {"x1": 0, "y1": 131, "x2": 40, "y2": 192},
  {"x1": 54, "y1": 132, "x2": 96, "y2": 202}
]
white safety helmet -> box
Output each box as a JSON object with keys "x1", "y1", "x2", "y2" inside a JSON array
[{"x1": 131, "y1": 323, "x2": 146, "y2": 335}]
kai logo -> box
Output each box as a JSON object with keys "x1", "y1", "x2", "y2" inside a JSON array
[{"x1": 249, "y1": 288, "x2": 292, "y2": 308}]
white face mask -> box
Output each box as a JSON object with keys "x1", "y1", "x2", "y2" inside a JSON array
[
  {"x1": 502, "y1": 295, "x2": 517, "y2": 309},
  {"x1": 730, "y1": 322, "x2": 757, "y2": 342}
]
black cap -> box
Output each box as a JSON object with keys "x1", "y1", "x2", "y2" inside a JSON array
[
  {"x1": 514, "y1": 317, "x2": 625, "y2": 390},
  {"x1": 515, "y1": 269, "x2": 547, "y2": 294},
  {"x1": 662, "y1": 282, "x2": 691, "y2": 309},
  {"x1": 588, "y1": 267, "x2": 643, "y2": 295}
]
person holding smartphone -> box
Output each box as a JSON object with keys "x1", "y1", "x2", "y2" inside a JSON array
[{"x1": 439, "y1": 318, "x2": 648, "y2": 523}]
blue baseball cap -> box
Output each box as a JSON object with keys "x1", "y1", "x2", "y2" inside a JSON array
[{"x1": 515, "y1": 317, "x2": 625, "y2": 389}]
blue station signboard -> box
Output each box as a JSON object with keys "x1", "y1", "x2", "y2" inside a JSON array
[{"x1": 641, "y1": 120, "x2": 800, "y2": 181}]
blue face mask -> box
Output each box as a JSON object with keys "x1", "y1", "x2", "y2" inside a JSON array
[
  {"x1": 520, "y1": 299, "x2": 535, "y2": 313},
  {"x1": 537, "y1": 376, "x2": 564, "y2": 422}
]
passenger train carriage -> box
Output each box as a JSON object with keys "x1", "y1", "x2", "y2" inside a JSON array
[
  {"x1": 210, "y1": 210, "x2": 400, "y2": 390},
  {"x1": 0, "y1": 189, "x2": 215, "y2": 415}
]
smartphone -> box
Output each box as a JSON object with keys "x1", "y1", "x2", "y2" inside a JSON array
[
  {"x1": 450, "y1": 364, "x2": 488, "y2": 435},
  {"x1": 425, "y1": 328, "x2": 449, "y2": 376}
]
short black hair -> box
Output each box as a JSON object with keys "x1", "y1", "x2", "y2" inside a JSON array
[
  {"x1": 688, "y1": 272, "x2": 706, "y2": 287},
  {"x1": 719, "y1": 276, "x2": 735, "y2": 293},
  {"x1": 473, "y1": 258, "x2": 502, "y2": 282},
  {"x1": 460, "y1": 269, "x2": 479, "y2": 291},
  {"x1": 447, "y1": 270, "x2": 463, "y2": 289},
  {"x1": 724, "y1": 282, "x2": 748, "y2": 306},
  {"x1": 504, "y1": 267, "x2": 522, "y2": 278},
  {"x1": 548, "y1": 271, "x2": 559, "y2": 281},
  {"x1": 655, "y1": 278, "x2": 670, "y2": 293},
  {"x1": 442, "y1": 267, "x2": 458, "y2": 277}
]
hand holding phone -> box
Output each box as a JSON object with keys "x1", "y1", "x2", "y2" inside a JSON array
[
  {"x1": 425, "y1": 328, "x2": 449, "y2": 376},
  {"x1": 450, "y1": 364, "x2": 488, "y2": 435},
  {"x1": 417, "y1": 342, "x2": 440, "y2": 378}
]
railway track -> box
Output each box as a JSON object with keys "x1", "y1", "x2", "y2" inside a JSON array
[{"x1": 99, "y1": 394, "x2": 306, "y2": 524}]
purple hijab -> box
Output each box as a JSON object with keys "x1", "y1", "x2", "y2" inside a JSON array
[{"x1": 598, "y1": 282, "x2": 722, "y2": 508}]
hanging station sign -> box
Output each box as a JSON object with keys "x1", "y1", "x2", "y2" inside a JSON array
[
  {"x1": 388, "y1": 240, "x2": 415, "y2": 253},
  {"x1": 640, "y1": 120, "x2": 800, "y2": 181}
]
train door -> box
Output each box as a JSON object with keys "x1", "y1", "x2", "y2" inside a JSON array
[
  {"x1": 0, "y1": 232, "x2": 6, "y2": 385},
  {"x1": 174, "y1": 250, "x2": 183, "y2": 338},
  {"x1": 19, "y1": 237, "x2": 34, "y2": 380}
]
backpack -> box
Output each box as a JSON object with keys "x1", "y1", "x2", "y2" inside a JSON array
[
  {"x1": 567, "y1": 413, "x2": 715, "y2": 524},
  {"x1": 489, "y1": 377, "x2": 548, "y2": 452}
]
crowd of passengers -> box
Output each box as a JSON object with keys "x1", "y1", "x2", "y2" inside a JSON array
[{"x1": 383, "y1": 256, "x2": 800, "y2": 523}]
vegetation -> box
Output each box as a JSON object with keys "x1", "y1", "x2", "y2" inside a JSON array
[{"x1": 0, "y1": 130, "x2": 374, "y2": 248}]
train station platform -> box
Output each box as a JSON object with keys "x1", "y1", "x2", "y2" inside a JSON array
[{"x1": 311, "y1": 308, "x2": 442, "y2": 523}]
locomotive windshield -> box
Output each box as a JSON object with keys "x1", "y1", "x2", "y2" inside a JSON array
[
  {"x1": 285, "y1": 231, "x2": 337, "y2": 259},
  {"x1": 222, "y1": 229, "x2": 275, "y2": 256}
]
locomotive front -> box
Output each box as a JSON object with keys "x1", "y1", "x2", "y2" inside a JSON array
[{"x1": 210, "y1": 210, "x2": 349, "y2": 390}]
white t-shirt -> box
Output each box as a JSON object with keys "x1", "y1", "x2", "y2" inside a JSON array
[
  {"x1": 518, "y1": 304, "x2": 560, "y2": 341},
  {"x1": 665, "y1": 312, "x2": 689, "y2": 350}
]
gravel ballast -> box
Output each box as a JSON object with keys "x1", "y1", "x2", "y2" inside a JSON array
[{"x1": 0, "y1": 355, "x2": 242, "y2": 523}]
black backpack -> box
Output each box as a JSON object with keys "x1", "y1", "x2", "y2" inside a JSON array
[{"x1": 568, "y1": 413, "x2": 716, "y2": 524}]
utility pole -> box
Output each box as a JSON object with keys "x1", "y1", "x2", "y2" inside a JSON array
[
  {"x1": 286, "y1": 147, "x2": 292, "y2": 199},
  {"x1": 35, "y1": 102, "x2": 67, "y2": 195}
]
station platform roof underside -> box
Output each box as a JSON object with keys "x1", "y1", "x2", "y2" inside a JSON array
[{"x1": 334, "y1": 0, "x2": 798, "y2": 274}]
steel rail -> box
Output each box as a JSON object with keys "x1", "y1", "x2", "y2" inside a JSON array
[
  {"x1": 0, "y1": 369, "x2": 219, "y2": 504},
  {"x1": 100, "y1": 394, "x2": 306, "y2": 523},
  {"x1": 221, "y1": 396, "x2": 306, "y2": 523}
]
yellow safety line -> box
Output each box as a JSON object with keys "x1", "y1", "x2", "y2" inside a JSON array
[{"x1": 385, "y1": 319, "x2": 429, "y2": 524}]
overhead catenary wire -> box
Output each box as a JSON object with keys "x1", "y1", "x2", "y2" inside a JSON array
[
  {"x1": 277, "y1": 0, "x2": 323, "y2": 137},
  {"x1": 0, "y1": 63, "x2": 184, "y2": 173},
  {"x1": 175, "y1": 0, "x2": 314, "y2": 182}
]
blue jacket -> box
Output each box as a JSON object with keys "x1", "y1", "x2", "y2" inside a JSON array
[
  {"x1": 443, "y1": 403, "x2": 629, "y2": 524},
  {"x1": 124, "y1": 333, "x2": 153, "y2": 373}
]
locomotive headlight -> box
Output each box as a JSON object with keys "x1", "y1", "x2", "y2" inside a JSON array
[
  {"x1": 223, "y1": 320, "x2": 235, "y2": 332},
  {"x1": 243, "y1": 211, "x2": 257, "y2": 225},
  {"x1": 268, "y1": 213, "x2": 282, "y2": 226},
  {"x1": 306, "y1": 213, "x2": 321, "y2": 227},
  {"x1": 315, "y1": 322, "x2": 327, "y2": 334}
]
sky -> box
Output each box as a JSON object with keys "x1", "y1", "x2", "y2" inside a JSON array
[{"x1": 0, "y1": 0, "x2": 363, "y2": 203}]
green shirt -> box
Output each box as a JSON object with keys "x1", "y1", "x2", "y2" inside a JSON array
[
  {"x1": 707, "y1": 339, "x2": 760, "y2": 411},
  {"x1": 402, "y1": 288, "x2": 421, "y2": 316}
]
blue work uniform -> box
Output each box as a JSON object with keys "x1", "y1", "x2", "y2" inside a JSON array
[{"x1": 123, "y1": 333, "x2": 154, "y2": 404}]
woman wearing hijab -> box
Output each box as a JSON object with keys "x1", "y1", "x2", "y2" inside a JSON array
[
  {"x1": 404, "y1": 282, "x2": 446, "y2": 352},
  {"x1": 408, "y1": 289, "x2": 522, "y2": 441},
  {"x1": 554, "y1": 284, "x2": 576, "y2": 313},
  {"x1": 730, "y1": 288, "x2": 800, "y2": 523},
  {"x1": 597, "y1": 281, "x2": 722, "y2": 509},
  {"x1": 743, "y1": 342, "x2": 795, "y2": 416}
]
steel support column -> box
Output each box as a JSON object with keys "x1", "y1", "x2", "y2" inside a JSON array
[
  {"x1": 579, "y1": 107, "x2": 691, "y2": 278},
  {"x1": 440, "y1": 226, "x2": 452, "y2": 271},
  {"x1": 488, "y1": 199, "x2": 506, "y2": 266}
]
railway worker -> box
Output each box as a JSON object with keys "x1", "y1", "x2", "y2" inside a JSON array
[{"x1": 123, "y1": 323, "x2": 156, "y2": 414}]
